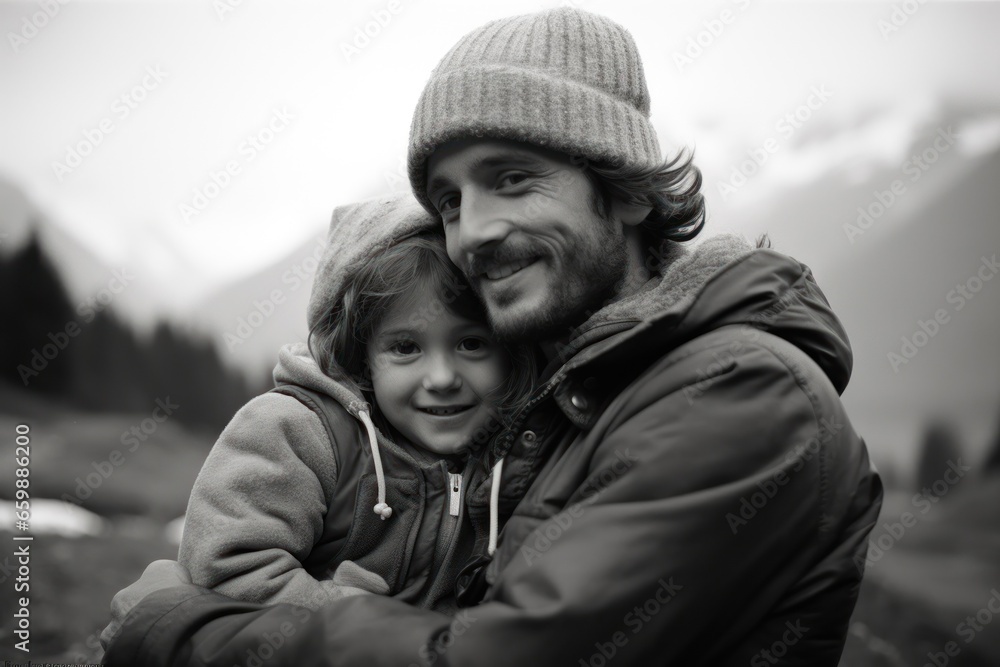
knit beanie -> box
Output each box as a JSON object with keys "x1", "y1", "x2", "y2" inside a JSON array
[
  {"x1": 307, "y1": 192, "x2": 438, "y2": 331},
  {"x1": 408, "y1": 7, "x2": 662, "y2": 213}
]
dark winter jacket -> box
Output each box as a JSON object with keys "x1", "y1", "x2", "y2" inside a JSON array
[{"x1": 104, "y1": 234, "x2": 883, "y2": 666}]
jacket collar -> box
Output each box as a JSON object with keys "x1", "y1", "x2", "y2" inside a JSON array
[{"x1": 541, "y1": 234, "x2": 755, "y2": 429}]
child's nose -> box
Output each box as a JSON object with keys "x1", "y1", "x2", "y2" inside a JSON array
[{"x1": 421, "y1": 360, "x2": 462, "y2": 392}]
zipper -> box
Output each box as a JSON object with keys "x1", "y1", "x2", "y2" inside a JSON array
[
  {"x1": 448, "y1": 472, "x2": 462, "y2": 516},
  {"x1": 419, "y1": 463, "x2": 472, "y2": 610}
]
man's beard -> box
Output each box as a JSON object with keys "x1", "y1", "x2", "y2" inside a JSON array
[{"x1": 466, "y1": 222, "x2": 628, "y2": 344}]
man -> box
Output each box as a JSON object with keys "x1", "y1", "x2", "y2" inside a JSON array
[{"x1": 102, "y1": 8, "x2": 881, "y2": 666}]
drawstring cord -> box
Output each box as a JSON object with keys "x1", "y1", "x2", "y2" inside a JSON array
[
  {"x1": 487, "y1": 457, "x2": 504, "y2": 556},
  {"x1": 358, "y1": 410, "x2": 393, "y2": 520},
  {"x1": 358, "y1": 403, "x2": 499, "y2": 542}
]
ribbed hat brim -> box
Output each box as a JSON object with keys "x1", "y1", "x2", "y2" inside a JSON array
[{"x1": 408, "y1": 64, "x2": 661, "y2": 213}]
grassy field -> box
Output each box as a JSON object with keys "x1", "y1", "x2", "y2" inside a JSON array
[
  {"x1": 0, "y1": 388, "x2": 214, "y2": 521},
  {"x1": 839, "y1": 484, "x2": 1000, "y2": 667},
  {"x1": 0, "y1": 528, "x2": 178, "y2": 663},
  {"x1": 1, "y1": 389, "x2": 999, "y2": 664},
  {"x1": 0, "y1": 388, "x2": 212, "y2": 662}
]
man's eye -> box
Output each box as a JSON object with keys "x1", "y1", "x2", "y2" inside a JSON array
[
  {"x1": 438, "y1": 194, "x2": 460, "y2": 213},
  {"x1": 498, "y1": 173, "x2": 528, "y2": 188}
]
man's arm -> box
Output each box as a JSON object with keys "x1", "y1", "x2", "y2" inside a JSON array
[
  {"x1": 104, "y1": 343, "x2": 879, "y2": 666},
  {"x1": 102, "y1": 582, "x2": 454, "y2": 667}
]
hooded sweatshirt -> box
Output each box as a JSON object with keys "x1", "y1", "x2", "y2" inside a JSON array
[
  {"x1": 178, "y1": 193, "x2": 479, "y2": 613},
  {"x1": 109, "y1": 234, "x2": 882, "y2": 666}
]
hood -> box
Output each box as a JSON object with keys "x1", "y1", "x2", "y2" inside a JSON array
[
  {"x1": 306, "y1": 192, "x2": 439, "y2": 331},
  {"x1": 273, "y1": 341, "x2": 370, "y2": 418},
  {"x1": 281, "y1": 193, "x2": 439, "y2": 522},
  {"x1": 562, "y1": 234, "x2": 853, "y2": 393},
  {"x1": 297, "y1": 190, "x2": 439, "y2": 422},
  {"x1": 272, "y1": 342, "x2": 397, "y2": 521}
]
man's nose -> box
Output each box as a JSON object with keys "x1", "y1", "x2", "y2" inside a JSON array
[
  {"x1": 456, "y1": 191, "x2": 511, "y2": 257},
  {"x1": 421, "y1": 355, "x2": 462, "y2": 392}
]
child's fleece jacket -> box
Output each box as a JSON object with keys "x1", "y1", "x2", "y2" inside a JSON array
[{"x1": 179, "y1": 193, "x2": 476, "y2": 613}]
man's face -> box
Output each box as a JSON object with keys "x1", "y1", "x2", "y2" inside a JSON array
[{"x1": 425, "y1": 139, "x2": 630, "y2": 342}]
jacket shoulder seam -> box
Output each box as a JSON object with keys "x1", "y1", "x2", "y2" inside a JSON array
[
  {"x1": 741, "y1": 334, "x2": 832, "y2": 538},
  {"x1": 653, "y1": 330, "x2": 830, "y2": 538},
  {"x1": 268, "y1": 386, "x2": 341, "y2": 495}
]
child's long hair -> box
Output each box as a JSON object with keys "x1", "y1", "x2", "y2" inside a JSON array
[{"x1": 308, "y1": 232, "x2": 537, "y2": 447}]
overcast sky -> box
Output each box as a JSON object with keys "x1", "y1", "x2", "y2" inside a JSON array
[{"x1": 2, "y1": 0, "x2": 999, "y2": 308}]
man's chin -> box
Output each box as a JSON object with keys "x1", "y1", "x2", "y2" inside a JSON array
[{"x1": 484, "y1": 295, "x2": 574, "y2": 344}]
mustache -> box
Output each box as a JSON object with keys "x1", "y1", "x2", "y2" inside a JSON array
[{"x1": 466, "y1": 242, "x2": 545, "y2": 278}]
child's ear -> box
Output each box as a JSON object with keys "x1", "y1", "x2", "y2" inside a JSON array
[{"x1": 356, "y1": 364, "x2": 374, "y2": 393}]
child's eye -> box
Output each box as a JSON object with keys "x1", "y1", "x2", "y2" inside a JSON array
[
  {"x1": 389, "y1": 341, "x2": 419, "y2": 355},
  {"x1": 458, "y1": 337, "x2": 486, "y2": 352}
]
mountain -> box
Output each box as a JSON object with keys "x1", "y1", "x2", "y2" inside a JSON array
[
  {"x1": 725, "y1": 113, "x2": 1000, "y2": 470},
  {"x1": 1, "y1": 171, "x2": 329, "y2": 382},
  {"x1": 0, "y1": 175, "x2": 110, "y2": 308},
  {"x1": 188, "y1": 225, "x2": 330, "y2": 377},
  {"x1": 7, "y1": 108, "x2": 999, "y2": 467}
]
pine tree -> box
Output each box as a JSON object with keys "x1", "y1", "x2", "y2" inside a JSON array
[
  {"x1": 3, "y1": 232, "x2": 77, "y2": 394},
  {"x1": 915, "y1": 419, "x2": 964, "y2": 495},
  {"x1": 981, "y1": 406, "x2": 1000, "y2": 475}
]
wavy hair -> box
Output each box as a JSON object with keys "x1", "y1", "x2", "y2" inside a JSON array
[{"x1": 582, "y1": 149, "x2": 706, "y2": 249}]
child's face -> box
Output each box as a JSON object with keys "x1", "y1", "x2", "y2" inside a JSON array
[{"x1": 366, "y1": 281, "x2": 510, "y2": 456}]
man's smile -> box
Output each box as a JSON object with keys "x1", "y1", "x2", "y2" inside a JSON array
[{"x1": 483, "y1": 257, "x2": 538, "y2": 281}]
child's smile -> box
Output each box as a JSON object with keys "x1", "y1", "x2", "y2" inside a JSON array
[{"x1": 367, "y1": 281, "x2": 510, "y2": 455}]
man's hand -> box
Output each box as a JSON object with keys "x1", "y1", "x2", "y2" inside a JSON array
[{"x1": 100, "y1": 560, "x2": 193, "y2": 652}]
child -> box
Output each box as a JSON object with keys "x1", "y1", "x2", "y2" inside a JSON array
[{"x1": 178, "y1": 193, "x2": 535, "y2": 613}]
